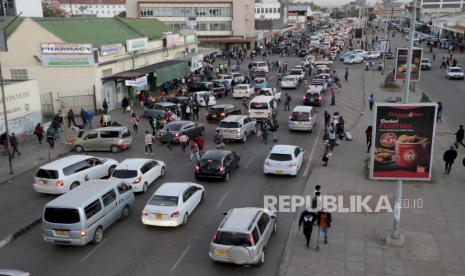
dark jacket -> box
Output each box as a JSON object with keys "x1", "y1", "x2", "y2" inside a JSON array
[
  {"x1": 317, "y1": 211, "x2": 332, "y2": 228},
  {"x1": 443, "y1": 149, "x2": 458, "y2": 163},
  {"x1": 456, "y1": 128, "x2": 464, "y2": 140},
  {"x1": 298, "y1": 209, "x2": 317, "y2": 228}
]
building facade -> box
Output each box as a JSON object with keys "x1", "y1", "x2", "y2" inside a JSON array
[
  {"x1": 59, "y1": 0, "x2": 126, "y2": 18},
  {"x1": 125, "y1": 0, "x2": 256, "y2": 49},
  {"x1": 420, "y1": 0, "x2": 464, "y2": 20},
  {"x1": 0, "y1": 0, "x2": 43, "y2": 17},
  {"x1": 255, "y1": 0, "x2": 282, "y2": 20}
]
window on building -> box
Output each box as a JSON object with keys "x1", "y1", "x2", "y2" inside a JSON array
[
  {"x1": 11, "y1": 69, "x2": 28, "y2": 80},
  {"x1": 273, "y1": 8, "x2": 277, "y2": 13},
  {"x1": 261, "y1": 8, "x2": 264, "y2": 13},
  {"x1": 256, "y1": 8, "x2": 259, "y2": 13},
  {"x1": 278, "y1": 8, "x2": 281, "y2": 13},
  {"x1": 265, "y1": 8, "x2": 269, "y2": 13}
]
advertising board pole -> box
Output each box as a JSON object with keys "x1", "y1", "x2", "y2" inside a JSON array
[{"x1": 391, "y1": 0, "x2": 416, "y2": 241}]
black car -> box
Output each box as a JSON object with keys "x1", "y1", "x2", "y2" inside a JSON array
[
  {"x1": 166, "y1": 96, "x2": 191, "y2": 105},
  {"x1": 156, "y1": 120, "x2": 204, "y2": 143},
  {"x1": 383, "y1": 52, "x2": 394, "y2": 59},
  {"x1": 189, "y1": 82, "x2": 225, "y2": 98},
  {"x1": 144, "y1": 102, "x2": 177, "y2": 119},
  {"x1": 195, "y1": 150, "x2": 240, "y2": 182},
  {"x1": 205, "y1": 104, "x2": 241, "y2": 123},
  {"x1": 303, "y1": 91, "x2": 324, "y2": 106}
]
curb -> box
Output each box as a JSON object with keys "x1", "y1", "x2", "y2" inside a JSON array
[{"x1": 0, "y1": 217, "x2": 41, "y2": 249}]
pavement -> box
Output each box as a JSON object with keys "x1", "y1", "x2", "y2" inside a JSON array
[{"x1": 279, "y1": 33, "x2": 465, "y2": 276}]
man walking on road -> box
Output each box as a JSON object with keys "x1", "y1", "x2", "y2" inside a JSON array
[
  {"x1": 9, "y1": 133, "x2": 21, "y2": 158},
  {"x1": 46, "y1": 127, "x2": 55, "y2": 149},
  {"x1": 443, "y1": 146, "x2": 458, "y2": 174},
  {"x1": 284, "y1": 93, "x2": 291, "y2": 111},
  {"x1": 298, "y1": 205, "x2": 318, "y2": 248},
  {"x1": 316, "y1": 209, "x2": 332, "y2": 250},
  {"x1": 455, "y1": 125, "x2": 464, "y2": 148},
  {"x1": 437, "y1": 102, "x2": 443, "y2": 122},
  {"x1": 368, "y1": 94, "x2": 374, "y2": 111},
  {"x1": 324, "y1": 111, "x2": 331, "y2": 131},
  {"x1": 344, "y1": 68, "x2": 349, "y2": 82},
  {"x1": 144, "y1": 130, "x2": 154, "y2": 156}
]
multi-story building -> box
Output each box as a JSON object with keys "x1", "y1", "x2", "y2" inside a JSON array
[
  {"x1": 420, "y1": 0, "x2": 464, "y2": 20},
  {"x1": 255, "y1": 0, "x2": 282, "y2": 20},
  {"x1": 125, "y1": 0, "x2": 256, "y2": 49},
  {"x1": 0, "y1": 0, "x2": 43, "y2": 17},
  {"x1": 59, "y1": 0, "x2": 126, "y2": 18}
]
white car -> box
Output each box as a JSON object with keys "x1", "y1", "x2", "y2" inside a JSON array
[
  {"x1": 217, "y1": 74, "x2": 234, "y2": 86},
  {"x1": 230, "y1": 72, "x2": 245, "y2": 84},
  {"x1": 363, "y1": 51, "x2": 381, "y2": 60},
  {"x1": 263, "y1": 145, "x2": 305, "y2": 176},
  {"x1": 258, "y1": 87, "x2": 282, "y2": 102},
  {"x1": 111, "y1": 158, "x2": 166, "y2": 193},
  {"x1": 281, "y1": 76, "x2": 299, "y2": 89},
  {"x1": 344, "y1": 54, "x2": 364, "y2": 64},
  {"x1": 420, "y1": 58, "x2": 432, "y2": 70},
  {"x1": 303, "y1": 55, "x2": 315, "y2": 67},
  {"x1": 193, "y1": 91, "x2": 216, "y2": 107},
  {"x1": 142, "y1": 182, "x2": 205, "y2": 227},
  {"x1": 446, "y1": 67, "x2": 464, "y2": 80},
  {"x1": 309, "y1": 79, "x2": 327, "y2": 92},
  {"x1": 233, "y1": 84, "x2": 254, "y2": 98},
  {"x1": 289, "y1": 68, "x2": 305, "y2": 81}
]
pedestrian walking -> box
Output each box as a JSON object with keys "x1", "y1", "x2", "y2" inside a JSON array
[
  {"x1": 324, "y1": 111, "x2": 331, "y2": 131},
  {"x1": 194, "y1": 134, "x2": 205, "y2": 155},
  {"x1": 122, "y1": 96, "x2": 130, "y2": 113},
  {"x1": 103, "y1": 99, "x2": 109, "y2": 114},
  {"x1": 330, "y1": 86, "x2": 336, "y2": 106},
  {"x1": 185, "y1": 104, "x2": 191, "y2": 120},
  {"x1": 242, "y1": 97, "x2": 249, "y2": 111},
  {"x1": 214, "y1": 129, "x2": 225, "y2": 150},
  {"x1": 298, "y1": 207, "x2": 318, "y2": 248},
  {"x1": 46, "y1": 127, "x2": 55, "y2": 149},
  {"x1": 261, "y1": 123, "x2": 268, "y2": 144},
  {"x1": 269, "y1": 119, "x2": 279, "y2": 142},
  {"x1": 443, "y1": 146, "x2": 458, "y2": 174},
  {"x1": 328, "y1": 130, "x2": 336, "y2": 150},
  {"x1": 80, "y1": 108, "x2": 87, "y2": 128},
  {"x1": 204, "y1": 94, "x2": 210, "y2": 108},
  {"x1": 437, "y1": 102, "x2": 443, "y2": 122},
  {"x1": 455, "y1": 125, "x2": 465, "y2": 148},
  {"x1": 9, "y1": 133, "x2": 21, "y2": 158},
  {"x1": 164, "y1": 129, "x2": 173, "y2": 153},
  {"x1": 190, "y1": 141, "x2": 200, "y2": 161},
  {"x1": 322, "y1": 142, "x2": 330, "y2": 166},
  {"x1": 67, "y1": 109, "x2": 77, "y2": 128},
  {"x1": 85, "y1": 109, "x2": 94, "y2": 129},
  {"x1": 316, "y1": 209, "x2": 332, "y2": 250},
  {"x1": 34, "y1": 123, "x2": 44, "y2": 144},
  {"x1": 179, "y1": 134, "x2": 189, "y2": 155},
  {"x1": 284, "y1": 93, "x2": 291, "y2": 111},
  {"x1": 440, "y1": 57, "x2": 446, "y2": 69},
  {"x1": 365, "y1": 126, "x2": 373, "y2": 153},
  {"x1": 131, "y1": 112, "x2": 139, "y2": 132},
  {"x1": 144, "y1": 131, "x2": 154, "y2": 155},
  {"x1": 344, "y1": 68, "x2": 349, "y2": 82},
  {"x1": 192, "y1": 104, "x2": 199, "y2": 121},
  {"x1": 368, "y1": 94, "x2": 374, "y2": 111}
]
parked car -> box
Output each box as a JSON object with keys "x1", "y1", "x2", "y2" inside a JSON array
[
  {"x1": 73, "y1": 126, "x2": 132, "y2": 153},
  {"x1": 33, "y1": 155, "x2": 118, "y2": 194},
  {"x1": 420, "y1": 58, "x2": 432, "y2": 70},
  {"x1": 42, "y1": 180, "x2": 134, "y2": 245},
  {"x1": 156, "y1": 121, "x2": 204, "y2": 143},
  {"x1": 193, "y1": 91, "x2": 217, "y2": 107},
  {"x1": 144, "y1": 102, "x2": 177, "y2": 119},
  {"x1": 288, "y1": 106, "x2": 318, "y2": 132},
  {"x1": 206, "y1": 104, "x2": 241, "y2": 123},
  {"x1": 263, "y1": 145, "x2": 305, "y2": 176},
  {"x1": 363, "y1": 51, "x2": 381, "y2": 60},
  {"x1": 195, "y1": 150, "x2": 240, "y2": 182},
  {"x1": 217, "y1": 115, "x2": 257, "y2": 143},
  {"x1": 209, "y1": 207, "x2": 277, "y2": 265},
  {"x1": 281, "y1": 75, "x2": 299, "y2": 89},
  {"x1": 111, "y1": 158, "x2": 166, "y2": 193},
  {"x1": 446, "y1": 66, "x2": 464, "y2": 79},
  {"x1": 344, "y1": 54, "x2": 364, "y2": 64},
  {"x1": 142, "y1": 182, "x2": 205, "y2": 227},
  {"x1": 233, "y1": 84, "x2": 254, "y2": 99}
]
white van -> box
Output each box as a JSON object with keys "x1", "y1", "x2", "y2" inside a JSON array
[
  {"x1": 42, "y1": 179, "x2": 135, "y2": 246},
  {"x1": 33, "y1": 155, "x2": 119, "y2": 194},
  {"x1": 249, "y1": 96, "x2": 277, "y2": 121},
  {"x1": 288, "y1": 106, "x2": 318, "y2": 132},
  {"x1": 251, "y1": 61, "x2": 269, "y2": 73}
]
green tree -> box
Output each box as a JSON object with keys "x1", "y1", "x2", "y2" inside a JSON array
[{"x1": 42, "y1": 1, "x2": 65, "y2": 17}]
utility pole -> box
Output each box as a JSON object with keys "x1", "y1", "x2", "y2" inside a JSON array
[{"x1": 0, "y1": 62, "x2": 13, "y2": 174}]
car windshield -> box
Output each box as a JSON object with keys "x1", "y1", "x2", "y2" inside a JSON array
[
  {"x1": 283, "y1": 77, "x2": 295, "y2": 81},
  {"x1": 254, "y1": 79, "x2": 265, "y2": 84},
  {"x1": 250, "y1": 102, "x2": 269, "y2": 109},
  {"x1": 36, "y1": 169, "x2": 58, "y2": 179},
  {"x1": 44, "y1": 207, "x2": 80, "y2": 224},
  {"x1": 214, "y1": 231, "x2": 252, "y2": 246},
  {"x1": 209, "y1": 107, "x2": 226, "y2": 113},
  {"x1": 269, "y1": 153, "x2": 293, "y2": 161},
  {"x1": 291, "y1": 112, "x2": 310, "y2": 121},
  {"x1": 289, "y1": 70, "x2": 301, "y2": 75},
  {"x1": 112, "y1": 169, "x2": 138, "y2": 179},
  {"x1": 165, "y1": 123, "x2": 183, "y2": 131},
  {"x1": 199, "y1": 158, "x2": 222, "y2": 169},
  {"x1": 450, "y1": 68, "x2": 463, "y2": 72},
  {"x1": 219, "y1": 121, "x2": 240, "y2": 128},
  {"x1": 149, "y1": 195, "x2": 178, "y2": 207},
  {"x1": 120, "y1": 129, "x2": 131, "y2": 138}
]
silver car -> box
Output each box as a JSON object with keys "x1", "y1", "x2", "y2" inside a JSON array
[
  {"x1": 217, "y1": 115, "x2": 257, "y2": 143},
  {"x1": 209, "y1": 207, "x2": 277, "y2": 266},
  {"x1": 73, "y1": 126, "x2": 132, "y2": 153}
]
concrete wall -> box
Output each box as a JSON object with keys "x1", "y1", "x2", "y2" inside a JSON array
[
  {"x1": 16, "y1": 0, "x2": 43, "y2": 17},
  {"x1": 232, "y1": 0, "x2": 255, "y2": 38}
]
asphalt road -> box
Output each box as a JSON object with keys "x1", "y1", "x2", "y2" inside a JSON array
[{"x1": 0, "y1": 55, "x2": 344, "y2": 275}]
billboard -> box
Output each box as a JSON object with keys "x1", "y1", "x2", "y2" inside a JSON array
[
  {"x1": 191, "y1": 54, "x2": 203, "y2": 72},
  {"x1": 126, "y1": 37, "x2": 148, "y2": 52},
  {"x1": 378, "y1": 40, "x2": 390, "y2": 53},
  {"x1": 355, "y1": 28, "x2": 362, "y2": 38},
  {"x1": 166, "y1": 34, "x2": 182, "y2": 47},
  {"x1": 42, "y1": 54, "x2": 94, "y2": 67},
  {"x1": 41, "y1": 43, "x2": 93, "y2": 54},
  {"x1": 100, "y1": 43, "x2": 124, "y2": 56},
  {"x1": 395, "y1": 48, "x2": 422, "y2": 81},
  {"x1": 370, "y1": 103, "x2": 438, "y2": 181}
]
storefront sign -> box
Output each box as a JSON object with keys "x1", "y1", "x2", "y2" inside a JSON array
[
  {"x1": 42, "y1": 54, "x2": 95, "y2": 67},
  {"x1": 191, "y1": 54, "x2": 204, "y2": 72},
  {"x1": 395, "y1": 48, "x2": 422, "y2": 81},
  {"x1": 378, "y1": 40, "x2": 390, "y2": 53},
  {"x1": 125, "y1": 76, "x2": 147, "y2": 87},
  {"x1": 166, "y1": 34, "x2": 182, "y2": 47},
  {"x1": 370, "y1": 103, "x2": 438, "y2": 180},
  {"x1": 100, "y1": 43, "x2": 124, "y2": 56},
  {"x1": 126, "y1": 37, "x2": 148, "y2": 52},
  {"x1": 41, "y1": 43, "x2": 93, "y2": 54}
]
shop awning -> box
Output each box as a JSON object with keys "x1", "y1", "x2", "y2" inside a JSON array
[
  {"x1": 102, "y1": 59, "x2": 189, "y2": 85},
  {"x1": 442, "y1": 25, "x2": 465, "y2": 35}
]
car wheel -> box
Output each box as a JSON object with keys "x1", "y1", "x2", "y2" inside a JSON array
[
  {"x1": 160, "y1": 167, "x2": 165, "y2": 177},
  {"x1": 258, "y1": 250, "x2": 265, "y2": 266},
  {"x1": 108, "y1": 165, "x2": 116, "y2": 177},
  {"x1": 92, "y1": 227, "x2": 103, "y2": 244},
  {"x1": 120, "y1": 205, "x2": 130, "y2": 220},
  {"x1": 252, "y1": 125, "x2": 257, "y2": 135},
  {"x1": 199, "y1": 192, "x2": 205, "y2": 204},
  {"x1": 70, "y1": 182, "x2": 80, "y2": 190},
  {"x1": 74, "y1": 145, "x2": 84, "y2": 153},
  {"x1": 273, "y1": 221, "x2": 277, "y2": 233},
  {"x1": 182, "y1": 213, "x2": 188, "y2": 225},
  {"x1": 242, "y1": 133, "x2": 247, "y2": 143},
  {"x1": 142, "y1": 182, "x2": 148, "y2": 193},
  {"x1": 111, "y1": 145, "x2": 119, "y2": 153},
  {"x1": 224, "y1": 172, "x2": 230, "y2": 182}
]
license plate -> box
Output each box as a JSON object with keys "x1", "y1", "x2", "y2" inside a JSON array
[
  {"x1": 55, "y1": 230, "x2": 68, "y2": 237},
  {"x1": 212, "y1": 115, "x2": 216, "y2": 118},
  {"x1": 224, "y1": 130, "x2": 233, "y2": 133},
  {"x1": 276, "y1": 170, "x2": 283, "y2": 175},
  {"x1": 215, "y1": 249, "x2": 227, "y2": 255},
  {"x1": 256, "y1": 112, "x2": 263, "y2": 115},
  {"x1": 41, "y1": 180, "x2": 48, "y2": 185},
  {"x1": 155, "y1": 214, "x2": 162, "y2": 219}
]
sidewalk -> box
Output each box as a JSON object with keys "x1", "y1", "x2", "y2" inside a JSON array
[{"x1": 280, "y1": 66, "x2": 465, "y2": 275}]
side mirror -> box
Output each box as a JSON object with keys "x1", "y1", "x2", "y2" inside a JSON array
[
  {"x1": 102, "y1": 159, "x2": 107, "y2": 163},
  {"x1": 271, "y1": 215, "x2": 277, "y2": 220},
  {"x1": 222, "y1": 212, "x2": 228, "y2": 216}
]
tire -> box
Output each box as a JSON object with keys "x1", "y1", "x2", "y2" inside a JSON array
[
  {"x1": 111, "y1": 145, "x2": 119, "y2": 153},
  {"x1": 160, "y1": 167, "x2": 165, "y2": 177},
  {"x1": 92, "y1": 227, "x2": 103, "y2": 245},
  {"x1": 252, "y1": 125, "x2": 257, "y2": 135},
  {"x1": 70, "y1": 182, "x2": 80, "y2": 190},
  {"x1": 182, "y1": 213, "x2": 188, "y2": 225},
  {"x1": 257, "y1": 250, "x2": 265, "y2": 266},
  {"x1": 74, "y1": 145, "x2": 84, "y2": 153},
  {"x1": 142, "y1": 182, "x2": 148, "y2": 193},
  {"x1": 108, "y1": 165, "x2": 116, "y2": 177},
  {"x1": 199, "y1": 192, "x2": 205, "y2": 204},
  {"x1": 273, "y1": 221, "x2": 277, "y2": 233},
  {"x1": 120, "y1": 205, "x2": 130, "y2": 220},
  {"x1": 242, "y1": 133, "x2": 247, "y2": 143},
  {"x1": 224, "y1": 172, "x2": 230, "y2": 182}
]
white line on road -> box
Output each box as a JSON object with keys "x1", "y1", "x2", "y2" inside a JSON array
[
  {"x1": 303, "y1": 126, "x2": 323, "y2": 177},
  {"x1": 216, "y1": 192, "x2": 229, "y2": 207},
  {"x1": 171, "y1": 245, "x2": 191, "y2": 272},
  {"x1": 80, "y1": 239, "x2": 106, "y2": 263},
  {"x1": 244, "y1": 158, "x2": 254, "y2": 169}
]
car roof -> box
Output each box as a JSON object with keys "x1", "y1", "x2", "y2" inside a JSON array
[
  {"x1": 155, "y1": 182, "x2": 194, "y2": 197},
  {"x1": 270, "y1": 144, "x2": 298, "y2": 154},
  {"x1": 293, "y1": 105, "x2": 313, "y2": 112},
  {"x1": 221, "y1": 115, "x2": 247, "y2": 122},
  {"x1": 284, "y1": 75, "x2": 297, "y2": 79},
  {"x1": 201, "y1": 150, "x2": 231, "y2": 160},
  {"x1": 40, "y1": 155, "x2": 94, "y2": 170},
  {"x1": 235, "y1": 84, "x2": 250, "y2": 87},
  {"x1": 46, "y1": 179, "x2": 121, "y2": 207},
  {"x1": 220, "y1": 207, "x2": 263, "y2": 232},
  {"x1": 156, "y1": 102, "x2": 176, "y2": 107},
  {"x1": 93, "y1": 126, "x2": 127, "y2": 132},
  {"x1": 211, "y1": 104, "x2": 234, "y2": 109},
  {"x1": 251, "y1": 95, "x2": 274, "y2": 101},
  {"x1": 450, "y1": 67, "x2": 462, "y2": 70},
  {"x1": 168, "y1": 120, "x2": 192, "y2": 126},
  {"x1": 115, "y1": 158, "x2": 155, "y2": 169}
]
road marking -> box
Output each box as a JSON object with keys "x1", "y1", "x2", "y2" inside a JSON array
[
  {"x1": 303, "y1": 126, "x2": 323, "y2": 177},
  {"x1": 80, "y1": 239, "x2": 106, "y2": 263},
  {"x1": 216, "y1": 192, "x2": 229, "y2": 207},
  {"x1": 0, "y1": 235, "x2": 12, "y2": 249},
  {"x1": 171, "y1": 245, "x2": 191, "y2": 272},
  {"x1": 244, "y1": 158, "x2": 254, "y2": 169}
]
